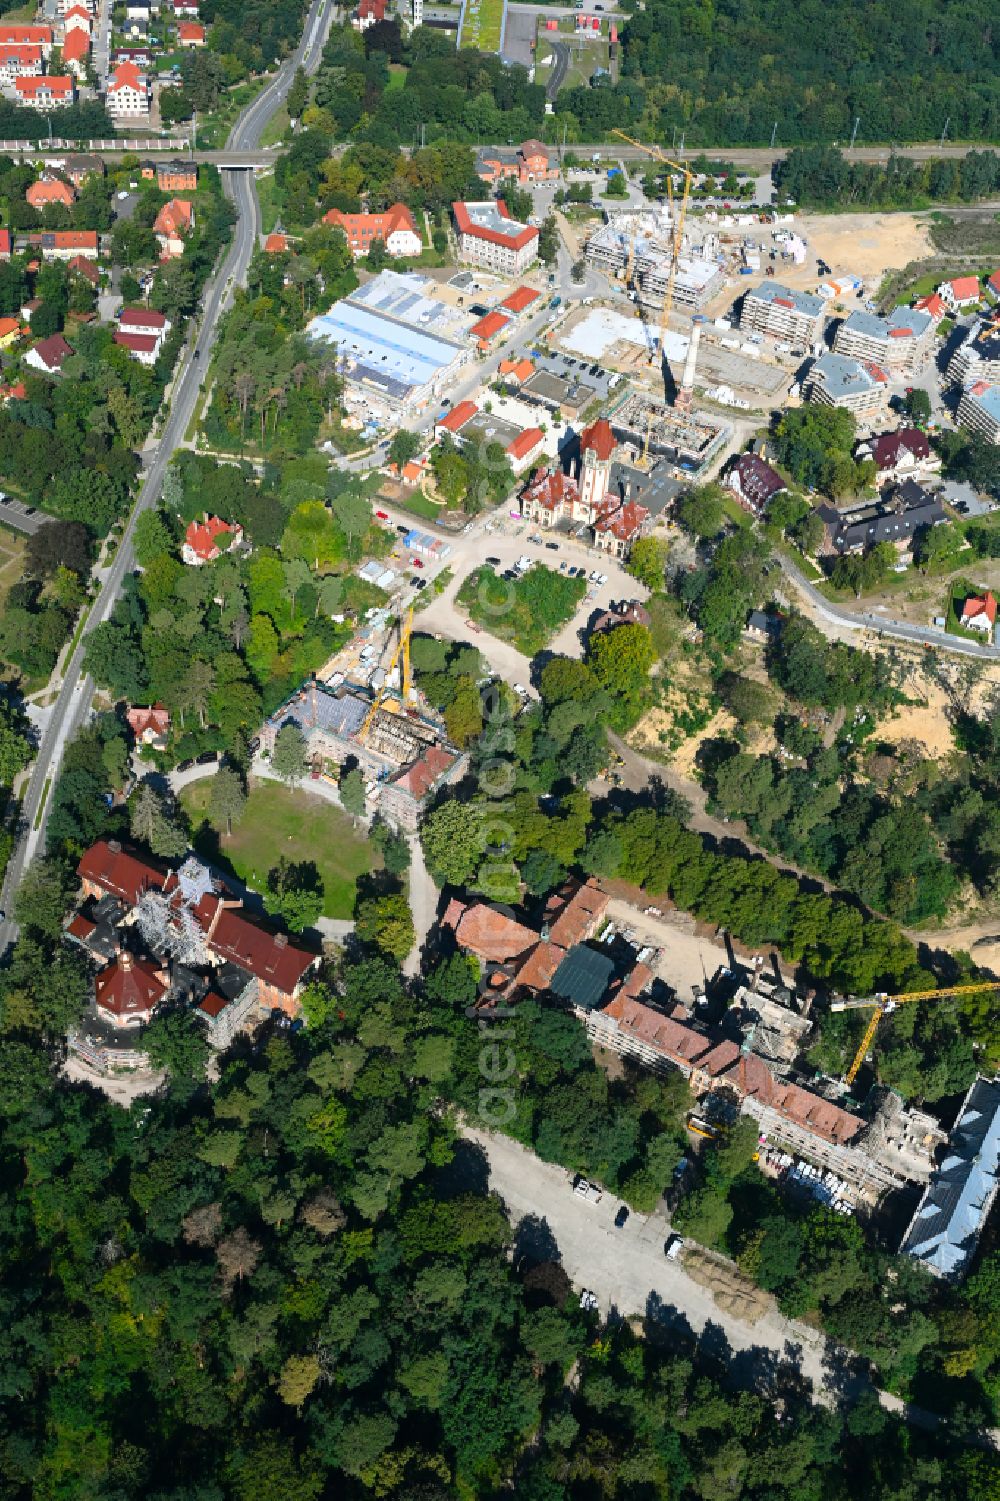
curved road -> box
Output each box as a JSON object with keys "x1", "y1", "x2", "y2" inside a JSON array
[
  {"x1": 775, "y1": 553, "x2": 1000, "y2": 661},
  {"x1": 0, "y1": 0, "x2": 334, "y2": 953}
]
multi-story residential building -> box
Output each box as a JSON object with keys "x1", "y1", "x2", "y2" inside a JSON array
[
  {"x1": 948, "y1": 318, "x2": 1000, "y2": 387},
  {"x1": 452, "y1": 200, "x2": 539, "y2": 276},
  {"x1": 61, "y1": 27, "x2": 90, "y2": 74},
  {"x1": 833, "y1": 304, "x2": 934, "y2": 377},
  {"x1": 817, "y1": 478, "x2": 946, "y2": 556},
  {"x1": 322, "y1": 201, "x2": 422, "y2": 259},
  {"x1": 475, "y1": 138, "x2": 557, "y2": 186},
  {"x1": 156, "y1": 160, "x2": 198, "y2": 191},
  {"x1": 62, "y1": 4, "x2": 92, "y2": 34},
  {"x1": 26, "y1": 176, "x2": 75, "y2": 210},
  {"x1": 739, "y1": 281, "x2": 826, "y2": 347},
  {"x1": 726, "y1": 452, "x2": 788, "y2": 514},
  {"x1": 14, "y1": 73, "x2": 74, "y2": 108},
  {"x1": 106, "y1": 59, "x2": 149, "y2": 116},
  {"x1": 0, "y1": 42, "x2": 43, "y2": 83},
  {"x1": 804, "y1": 352, "x2": 888, "y2": 423},
  {"x1": 25, "y1": 228, "x2": 98, "y2": 259},
  {"x1": 0, "y1": 23, "x2": 53, "y2": 56},
  {"x1": 957, "y1": 380, "x2": 1000, "y2": 445}
]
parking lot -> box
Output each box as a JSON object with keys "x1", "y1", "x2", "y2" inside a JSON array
[{"x1": 0, "y1": 496, "x2": 45, "y2": 536}]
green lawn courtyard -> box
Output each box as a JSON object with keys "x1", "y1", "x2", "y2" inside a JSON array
[{"x1": 181, "y1": 778, "x2": 376, "y2": 920}]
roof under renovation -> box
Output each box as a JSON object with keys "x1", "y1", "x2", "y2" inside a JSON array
[{"x1": 899, "y1": 1077, "x2": 1000, "y2": 1279}]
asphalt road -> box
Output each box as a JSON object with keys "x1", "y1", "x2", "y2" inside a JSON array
[
  {"x1": 0, "y1": 0, "x2": 335, "y2": 953},
  {"x1": 545, "y1": 42, "x2": 570, "y2": 99},
  {"x1": 775, "y1": 552, "x2": 1000, "y2": 661}
]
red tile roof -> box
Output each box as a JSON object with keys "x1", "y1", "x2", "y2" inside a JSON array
[
  {"x1": 126, "y1": 702, "x2": 169, "y2": 738},
  {"x1": 30, "y1": 229, "x2": 98, "y2": 251},
  {"x1": 0, "y1": 230, "x2": 10, "y2": 256},
  {"x1": 196, "y1": 991, "x2": 229, "y2": 1019},
  {"x1": 78, "y1": 839, "x2": 166, "y2": 905},
  {"x1": 914, "y1": 293, "x2": 945, "y2": 319},
  {"x1": 202, "y1": 901, "x2": 316, "y2": 995},
  {"x1": 15, "y1": 73, "x2": 72, "y2": 98},
  {"x1": 452, "y1": 200, "x2": 538, "y2": 252},
  {"x1": 506, "y1": 426, "x2": 543, "y2": 462},
  {"x1": 177, "y1": 20, "x2": 205, "y2": 39},
  {"x1": 322, "y1": 201, "x2": 417, "y2": 252},
  {"x1": 30, "y1": 332, "x2": 73, "y2": 370},
  {"x1": 67, "y1": 254, "x2": 99, "y2": 283},
  {"x1": 580, "y1": 417, "x2": 616, "y2": 462},
  {"x1": 0, "y1": 24, "x2": 51, "y2": 44},
  {"x1": 0, "y1": 41, "x2": 42, "y2": 66},
  {"x1": 264, "y1": 232, "x2": 287, "y2": 253},
  {"x1": 108, "y1": 60, "x2": 146, "y2": 92},
  {"x1": 961, "y1": 591, "x2": 997, "y2": 626},
  {"x1": 95, "y1": 953, "x2": 167, "y2": 1021},
  {"x1": 499, "y1": 356, "x2": 534, "y2": 383},
  {"x1": 119, "y1": 305, "x2": 166, "y2": 329},
  {"x1": 501, "y1": 285, "x2": 540, "y2": 314},
  {"x1": 470, "y1": 310, "x2": 510, "y2": 343},
  {"x1": 947, "y1": 276, "x2": 981, "y2": 302},
  {"x1": 547, "y1": 877, "x2": 609, "y2": 947},
  {"x1": 443, "y1": 898, "x2": 539, "y2": 963},
  {"x1": 522, "y1": 465, "x2": 579, "y2": 511},
  {"x1": 437, "y1": 398, "x2": 478, "y2": 433},
  {"x1": 61, "y1": 27, "x2": 89, "y2": 60},
  {"x1": 114, "y1": 331, "x2": 159, "y2": 357},
  {"x1": 594, "y1": 496, "x2": 649, "y2": 541},
  {"x1": 184, "y1": 513, "x2": 236, "y2": 561},
  {"x1": 391, "y1": 742, "x2": 456, "y2": 800},
  {"x1": 154, "y1": 198, "x2": 193, "y2": 237}
]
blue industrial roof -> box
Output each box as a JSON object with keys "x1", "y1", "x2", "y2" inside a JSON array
[
  {"x1": 308, "y1": 272, "x2": 467, "y2": 394},
  {"x1": 900, "y1": 1077, "x2": 1000, "y2": 1279}
]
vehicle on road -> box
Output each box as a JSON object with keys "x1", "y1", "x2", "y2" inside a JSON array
[
  {"x1": 545, "y1": 541, "x2": 559, "y2": 551},
  {"x1": 485, "y1": 555, "x2": 501, "y2": 566},
  {"x1": 614, "y1": 1205, "x2": 629, "y2": 1228},
  {"x1": 375, "y1": 510, "x2": 390, "y2": 520},
  {"x1": 410, "y1": 557, "x2": 424, "y2": 569},
  {"x1": 664, "y1": 1234, "x2": 685, "y2": 1260},
  {"x1": 573, "y1": 1175, "x2": 603, "y2": 1203}
]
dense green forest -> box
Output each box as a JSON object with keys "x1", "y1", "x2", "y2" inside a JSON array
[
  {"x1": 617, "y1": 0, "x2": 1000, "y2": 145},
  {"x1": 4, "y1": 889, "x2": 1000, "y2": 1495},
  {"x1": 774, "y1": 146, "x2": 1000, "y2": 209}
]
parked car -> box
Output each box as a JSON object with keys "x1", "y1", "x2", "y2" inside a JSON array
[
  {"x1": 614, "y1": 1205, "x2": 629, "y2": 1228},
  {"x1": 545, "y1": 541, "x2": 559, "y2": 551},
  {"x1": 485, "y1": 555, "x2": 501, "y2": 566},
  {"x1": 413, "y1": 577, "x2": 427, "y2": 590},
  {"x1": 375, "y1": 510, "x2": 390, "y2": 520},
  {"x1": 573, "y1": 1175, "x2": 603, "y2": 1204},
  {"x1": 410, "y1": 557, "x2": 424, "y2": 568},
  {"x1": 195, "y1": 751, "x2": 218, "y2": 766},
  {"x1": 664, "y1": 1234, "x2": 685, "y2": 1260}
]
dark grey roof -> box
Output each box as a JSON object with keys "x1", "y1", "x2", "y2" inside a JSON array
[
  {"x1": 832, "y1": 483, "x2": 945, "y2": 552},
  {"x1": 550, "y1": 943, "x2": 616, "y2": 1011},
  {"x1": 900, "y1": 1077, "x2": 1000, "y2": 1279}
]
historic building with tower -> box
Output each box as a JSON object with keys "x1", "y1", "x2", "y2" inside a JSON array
[{"x1": 520, "y1": 418, "x2": 651, "y2": 559}]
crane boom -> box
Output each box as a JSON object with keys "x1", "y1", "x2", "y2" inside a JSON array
[
  {"x1": 612, "y1": 129, "x2": 694, "y2": 375},
  {"x1": 358, "y1": 606, "x2": 415, "y2": 743},
  {"x1": 833, "y1": 980, "x2": 1000, "y2": 1088}
]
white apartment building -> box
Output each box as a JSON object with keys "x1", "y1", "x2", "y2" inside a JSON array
[
  {"x1": 833, "y1": 305, "x2": 934, "y2": 378},
  {"x1": 957, "y1": 381, "x2": 1000, "y2": 445},
  {"x1": 106, "y1": 60, "x2": 149, "y2": 116},
  {"x1": 740, "y1": 281, "x2": 826, "y2": 347},
  {"x1": 452, "y1": 200, "x2": 539, "y2": 276},
  {"x1": 805, "y1": 352, "x2": 888, "y2": 423}
]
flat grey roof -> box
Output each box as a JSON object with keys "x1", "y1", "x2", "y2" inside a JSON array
[
  {"x1": 749, "y1": 281, "x2": 824, "y2": 318},
  {"x1": 810, "y1": 352, "x2": 879, "y2": 396}
]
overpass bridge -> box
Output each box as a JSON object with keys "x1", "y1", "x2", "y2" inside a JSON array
[{"x1": 0, "y1": 138, "x2": 278, "y2": 168}]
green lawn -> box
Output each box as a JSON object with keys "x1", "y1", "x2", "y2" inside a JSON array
[
  {"x1": 458, "y1": 563, "x2": 586, "y2": 656},
  {"x1": 181, "y1": 779, "x2": 376, "y2": 920}
]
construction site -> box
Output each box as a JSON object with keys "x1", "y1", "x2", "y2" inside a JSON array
[
  {"x1": 585, "y1": 209, "x2": 727, "y2": 313},
  {"x1": 610, "y1": 387, "x2": 731, "y2": 477},
  {"x1": 259, "y1": 611, "x2": 466, "y2": 832}
]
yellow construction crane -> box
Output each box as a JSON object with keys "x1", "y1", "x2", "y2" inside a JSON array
[
  {"x1": 358, "y1": 605, "x2": 414, "y2": 743},
  {"x1": 613, "y1": 129, "x2": 694, "y2": 369},
  {"x1": 831, "y1": 981, "x2": 1000, "y2": 1088}
]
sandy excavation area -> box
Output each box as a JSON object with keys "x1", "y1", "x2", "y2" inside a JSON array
[{"x1": 774, "y1": 212, "x2": 934, "y2": 291}]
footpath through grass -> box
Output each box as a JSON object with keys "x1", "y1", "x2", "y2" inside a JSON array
[{"x1": 181, "y1": 778, "x2": 376, "y2": 920}]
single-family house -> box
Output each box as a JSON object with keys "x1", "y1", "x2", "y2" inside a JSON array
[
  {"x1": 855, "y1": 428, "x2": 941, "y2": 485},
  {"x1": 0, "y1": 318, "x2": 21, "y2": 349},
  {"x1": 153, "y1": 197, "x2": 193, "y2": 258},
  {"x1": 939, "y1": 276, "x2": 982, "y2": 312},
  {"x1": 176, "y1": 20, "x2": 205, "y2": 44},
  {"x1": 24, "y1": 331, "x2": 74, "y2": 374},
  {"x1": 183, "y1": 513, "x2": 241, "y2": 564},
  {"x1": 960, "y1": 591, "x2": 997, "y2": 636},
  {"x1": 126, "y1": 702, "x2": 170, "y2": 748},
  {"x1": 727, "y1": 452, "x2": 787, "y2": 514}
]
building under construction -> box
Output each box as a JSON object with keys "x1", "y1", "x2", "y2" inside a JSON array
[
  {"x1": 610, "y1": 389, "x2": 730, "y2": 479},
  {"x1": 259, "y1": 679, "x2": 466, "y2": 831},
  {"x1": 585, "y1": 210, "x2": 727, "y2": 312}
]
